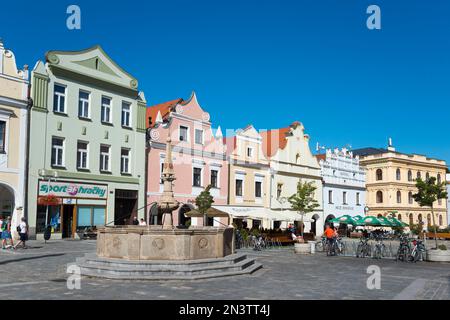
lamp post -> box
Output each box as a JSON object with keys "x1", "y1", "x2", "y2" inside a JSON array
[{"x1": 38, "y1": 170, "x2": 58, "y2": 243}]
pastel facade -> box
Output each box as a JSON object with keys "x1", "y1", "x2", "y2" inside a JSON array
[
  {"x1": 261, "y1": 122, "x2": 324, "y2": 235},
  {"x1": 28, "y1": 46, "x2": 147, "y2": 238},
  {"x1": 317, "y1": 148, "x2": 366, "y2": 223},
  {"x1": 447, "y1": 173, "x2": 450, "y2": 227},
  {"x1": 216, "y1": 125, "x2": 271, "y2": 229},
  {"x1": 146, "y1": 93, "x2": 228, "y2": 227},
  {"x1": 0, "y1": 39, "x2": 29, "y2": 236},
  {"x1": 354, "y1": 143, "x2": 448, "y2": 228}
]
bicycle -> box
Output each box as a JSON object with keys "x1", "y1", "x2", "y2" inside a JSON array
[
  {"x1": 326, "y1": 238, "x2": 338, "y2": 256},
  {"x1": 373, "y1": 235, "x2": 387, "y2": 259},
  {"x1": 315, "y1": 236, "x2": 327, "y2": 252},
  {"x1": 409, "y1": 239, "x2": 426, "y2": 262},
  {"x1": 335, "y1": 237, "x2": 346, "y2": 255},
  {"x1": 395, "y1": 235, "x2": 410, "y2": 262},
  {"x1": 356, "y1": 237, "x2": 371, "y2": 258}
]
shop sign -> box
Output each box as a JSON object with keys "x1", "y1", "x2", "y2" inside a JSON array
[{"x1": 39, "y1": 181, "x2": 108, "y2": 199}]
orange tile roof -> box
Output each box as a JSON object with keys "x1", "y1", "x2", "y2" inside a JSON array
[
  {"x1": 146, "y1": 98, "x2": 183, "y2": 128},
  {"x1": 260, "y1": 126, "x2": 290, "y2": 158},
  {"x1": 315, "y1": 153, "x2": 326, "y2": 161}
]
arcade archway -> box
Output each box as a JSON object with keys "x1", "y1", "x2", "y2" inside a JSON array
[{"x1": 0, "y1": 183, "x2": 15, "y2": 219}]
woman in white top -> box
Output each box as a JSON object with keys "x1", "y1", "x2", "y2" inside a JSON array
[{"x1": 14, "y1": 217, "x2": 28, "y2": 249}]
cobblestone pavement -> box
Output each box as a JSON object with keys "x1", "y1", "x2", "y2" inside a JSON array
[{"x1": 0, "y1": 240, "x2": 449, "y2": 300}]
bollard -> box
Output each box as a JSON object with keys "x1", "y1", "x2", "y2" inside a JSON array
[{"x1": 310, "y1": 241, "x2": 316, "y2": 254}]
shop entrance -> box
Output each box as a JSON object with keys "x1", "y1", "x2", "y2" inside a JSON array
[
  {"x1": 114, "y1": 189, "x2": 138, "y2": 225},
  {"x1": 62, "y1": 205, "x2": 74, "y2": 238}
]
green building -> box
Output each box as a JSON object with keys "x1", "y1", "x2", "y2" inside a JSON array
[{"x1": 28, "y1": 46, "x2": 147, "y2": 239}]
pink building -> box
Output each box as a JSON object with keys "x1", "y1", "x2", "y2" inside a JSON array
[{"x1": 146, "y1": 92, "x2": 228, "y2": 226}]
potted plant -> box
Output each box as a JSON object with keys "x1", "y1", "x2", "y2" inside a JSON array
[
  {"x1": 288, "y1": 180, "x2": 320, "y2": 254},
  {"x1": 413, "y1": 177, "x2": 450, "y2": 262}
]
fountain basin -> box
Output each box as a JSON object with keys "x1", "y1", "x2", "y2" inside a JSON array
[{"x1": 96, "y1": 225, "x2": 235, "y2": 261}]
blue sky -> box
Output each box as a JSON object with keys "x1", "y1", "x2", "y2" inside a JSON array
[{"x1": 2, "y1": 0, "x2": 449, "y2": 164}]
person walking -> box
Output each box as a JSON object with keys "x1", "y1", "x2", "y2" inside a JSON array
[
  {"x1": 1, "y1": 216, "x2": 14, "y2": 249},
  {"x1": 0, "y1": 215, "x2": 3, "y2": 240},
  {"x1": 14, "y1": 217, "x2": 28, "y2": 249},
  {"x1": 139, "y1": 218, "x2": 147, "y2": 226}
]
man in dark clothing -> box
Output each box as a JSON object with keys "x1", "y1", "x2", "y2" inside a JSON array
[{"x1": 132, "y1": 216, "x2": 139, "y2": 225}]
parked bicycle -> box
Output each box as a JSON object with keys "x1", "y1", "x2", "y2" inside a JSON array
[
  {"x1": 409, "y1": 238, "x2": 426, "y2": 262},
  {"x1": 315, "y1": 236, "x2": 327, "y2": 252},
  {"x1": 356, "y1": 237, "x2": 371, "y2": 258},
  {"x1": 373, "y1": 235, "x2": 387, "y2": 259},
  {"x1": 396, "y1": 235, "x2": 411, "y2": 262}
]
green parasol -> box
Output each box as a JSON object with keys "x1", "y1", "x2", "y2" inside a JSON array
[
  {"x1": 329, "y1": 215, "x2": 359, "y2": 226},
  {"x1": 377, "y1": 216, "x2": 394, "y2": 227},
  {"x1": 361, "y1": 216, "x2": 383, "y2": 226}
]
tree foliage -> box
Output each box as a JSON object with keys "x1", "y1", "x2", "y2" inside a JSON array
[
  {"x1": 195, "y1": 185, "x2": 215, "y2": 227},
  {"x1": 288, "y1": 180, "x2": 320, "y2": 236}
]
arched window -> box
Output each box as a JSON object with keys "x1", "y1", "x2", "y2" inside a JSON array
[
  {"x1": 418, "y1": 214, "x2": 423, "y2": 223},
  {"x1": 408, "y1": 170, "x2": 413, "y2": 182},
  {"x1": 376, "y1": 191, "x2": 383, "y2": 203},
  {"x1": 376, "y1": 169, "x2": 383, "y2": 181},
  {"x1": 417, "y1": 171, "x2": 421, "y2": 180},
  {"x1": 409, "y1": 214, "x2": 414, "y2": 225},
  {"x1": 437, "y1": 174, "x2": 441, "y2": 184},
  {"x1": 396, "y1": 191, "x2": 402, "y2": 203},
  {"x1": 398, "y1": 214, "x2": 402, "y2": 221},
  {"x1": 396, "y1": 169, "x2": 401, "y2": 181},
  {"x1": 295, "y1": 153, "x2": 300, "y2": 164},
  {"x1": 427, "y1": 214, "x2": 431, "y2": 226},
  {"x1": 377, "y1": 214, "x2": 383, "y2": 218},
  {"x1": 426, "y1": 172, "x2": 430, "y2": 181},
  {"x1": 439, "y1": 215, "x2": 443, "y2": 226},
  {"x1": 408, "y1": 192, "x2": 413, "y2": 204}
]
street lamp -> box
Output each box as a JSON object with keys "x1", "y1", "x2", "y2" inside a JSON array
[{"x1": 38, "y1": 170, "x2": 58, "y2": 243}]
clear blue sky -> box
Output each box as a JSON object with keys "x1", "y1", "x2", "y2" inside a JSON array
[{"x1": 2, "y1": 0, "x2": 449, "y2": 165}]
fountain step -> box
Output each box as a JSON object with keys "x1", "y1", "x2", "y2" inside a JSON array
[
  {"x1": 76, "y1": 253, "x2": 248, "y2": 270},
  {"x1": 73, "y1": 254, "x2": 262, "y2": 280}
]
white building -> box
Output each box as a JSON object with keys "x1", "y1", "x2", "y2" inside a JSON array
[{"x1": 317, "y1": 148, "x2": 366, "y2": 225}]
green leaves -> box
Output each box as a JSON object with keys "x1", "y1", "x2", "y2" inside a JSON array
[
  {"x1": 413, "y1": 177, "x2": 448, "y2": 208},
  {"x1": 195, "y1": 185, "x2": 215, "y2": 227},
  {"x1": 288, "y1": 180, "x2": 320, "y2": 214}
]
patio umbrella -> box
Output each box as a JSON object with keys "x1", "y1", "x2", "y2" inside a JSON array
[
  {"x1": 360, "y1": 216, "x2": 383, "y2": 227},
  {"x1": 330, "y1": 215, "x2": 359, "y2": 226},
  {"x1": 376, "y1": 216, "x2": 394, "y2": 227},
  {"x1": 353, "y1": 215, "x2": 364, "y2": 221}
]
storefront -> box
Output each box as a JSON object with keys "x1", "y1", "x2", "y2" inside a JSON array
[{"x1": 36, "y1": 180, "x2": 108, "y2": 239}]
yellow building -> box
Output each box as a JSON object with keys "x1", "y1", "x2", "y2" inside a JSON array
[
  {"x1": 0, "y1": 39, "x2": 29, "y2": 235},
  {"x1": 215, "y1": 125, "x2": 272, "y2": 229},
  {"x1": 353, "y1": 142, "x2": 448, "y2": 228}
]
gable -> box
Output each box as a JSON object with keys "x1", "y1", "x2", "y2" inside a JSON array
[{"x1": 46, "y1": 45, "x2": 138, "y2": 90}]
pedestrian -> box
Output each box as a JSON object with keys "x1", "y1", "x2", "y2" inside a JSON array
[
  {"x1": 0, "y1": 215, "x2": 3, "y2": 240},
  {"x1": 14, "y1": 217, "x2": 28, "y2": 249},
  {"x1": 132, "y1": 216, "x2": 139, "y2": 225},
  {"x1": 139, "y1": 218, "x2": 147, "y2": 226},
  {"x1": 1, "y1": 216, "x2": 14, "y2": 250}
]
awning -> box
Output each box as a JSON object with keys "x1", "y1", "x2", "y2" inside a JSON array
[
  {"x1": 185, "y1": 207, "x2": 230, "y2": 218},
  {"x1": 212, "y1": 206, "x2": 311, "y2": 223}
]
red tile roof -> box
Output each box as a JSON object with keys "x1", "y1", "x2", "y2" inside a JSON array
[
  {"x1": 260, "y1": 127, "x2": 290, "y2": 158},
  {"x1": 146, "y1": 98, "x2": 183, "y2": 128}
]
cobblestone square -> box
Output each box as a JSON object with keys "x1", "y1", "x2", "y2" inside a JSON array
[{"x1": 0, "y1": 240, "x2": 449, "y2": 300}]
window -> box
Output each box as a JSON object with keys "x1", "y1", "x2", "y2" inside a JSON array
[
  {"x1": 193, "y1": 167, "x2": 202, "y2": 187},
  {"x1": 437, "y1": 174, "x2": 442, "y2": 184},
  {"x1": 78, "y1": 91, "x2": 90, "y2": 118},
  {"x1": 160, "y1": 162, "x2": 164, "y2": 184},
  {"x1": 53, "y1": 84, "x2": 66, "y2": 113},
  {"x1": 426, "y1": 172, "x2": 430, "y2": 181},
  {"x1": 328, "y1": 190, "x2": 333, "y2": 204},
  {"x1": 277, "y1": 183, "x2": 283, "y2": 199},
  {"x1": 121, "y1": 149, "x2": 130, "y2": 174},
  {"x1": 439, "y1": 215, "x2": 443, "y2": 226},
  {"x1": 398, "y1": 214, "x2": 402, "y2": 221},
  {"x1": 356, "y1": 192, "x2": 360, "y2": 205},
  {"x1": 408, "y1": 170, "x2": 413, "y2": 182},
  {"x1": 247, "y1": 147, "x2": 253, "y2": 157},
  {"x1": 376, "y1": 191, "x2": 383, "y2": 203},
  {"x1": 342, "y1": 191, "x2": 347, "y2": 205},
  {"x1": 179, "y1": 126, "x2": 188, "y2": 142},
  {"x1": 396, "y1": 168, "x2": 401, "y2": 181},
  {"x1": 121, "y1": 102, "x2": 131, "y2": 127},
  {"x1": 195, "y1": 129, "x2": 203, "y2": 145},
  {"x1": 409, "y1": 214, "x2": 414, "y2": 225},
  {"x1": 210, "y1": 170, "x2": 218, "y2": 188},
  {"x1": 100, "y1": 145, "x2": 110, "y2": 172},
  {"x1": 0, "y1": 121, "x2": 5, "y2": 153},
  {"x1": 295, "y1": 153, "x2": 300, "y2": 164},
  {"x1": 408, "y1": 192, "x2": 413, "y2": 204},
  {"x1": 51, "y1": 137, "x2": 64, "y2": 167},
  {"x1": 101, "y1": 97, "x2": 112, "y2": 123},
  {"x1": 255, "y1": 181, "x2": 262, "y2": 198},
  {"x1": 396, "y1": 191, "x2": 402, "y2": 204},
  {"x1": 77, "y1": 206, "x2": 105, "y2": 228},
  {"x1": 77, "y1": 142, "x2": 88, "y2": 169},
  {"x1": 235, "y1": 179, "x2": 243, "y2": 197},
  {"x1": 418, "y1": 214, "x2": 423, "y2": 223},
  {"x1": 376, "y1": 169, "x2": 383, "y2": 181},
  {"x1": 427, "y1": 214, "x2": 432, "y2": 226},
  {"x1": 417, "y1": 171, "x2": 421, "y2": 180}
]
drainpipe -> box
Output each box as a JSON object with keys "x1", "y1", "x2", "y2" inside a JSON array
[{"x1": 23, "y1": 83, "x2": 32, "y2": 221}]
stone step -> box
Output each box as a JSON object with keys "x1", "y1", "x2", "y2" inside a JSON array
[
  {"x1": 77, "y1": 257, "x2": 256, "y2": 275},
  {"x1": 78, "y1": 261, "x2": 263, "y2": 281},
  {"x1": 77, "y1": 253, "x2": 248, "y2": 270},
  {"x1": 74, "y1": 253, "x2": 262, "y2": 280}
]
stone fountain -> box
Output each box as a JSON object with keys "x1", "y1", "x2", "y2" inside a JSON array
[{"x1": 75, "y1": 135, "x2": 261, "y2": 280}]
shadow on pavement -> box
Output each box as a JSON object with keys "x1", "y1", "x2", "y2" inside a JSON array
[{"x1": 0, "y1": 253, "x2": 65, "y2": 265}]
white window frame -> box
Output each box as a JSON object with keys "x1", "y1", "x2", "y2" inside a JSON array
[
  {"x1": 193, "y1": 166, "x2": 203, "y2": 187},
  {"x1": 121, "y1": 148, "x2": 131, "y2": 174},
  {"x1": 101, "y1": 96, "x2": 112, "y2": 123},
  {"x1": 53, "y1": 84, "x2": 66, "y2": 113},
  {"x1": 356, "y1": 192, "x2": 360, "y2": 205},
  {"x1": 328, "y1": 190, "x2": 333, "y2": 204},
  {"x1": 78, "y1": 90, "x2": 90, "y2": 119},
  {"x1": 0, "y1": 112, "x2": 11, "y2": 156},
  {"x1": 179, "y1": 125, "x2": 190, "y2": 143},
  {"x1": 51, "y1": 137, "x2": 65, "y2": 167},
  {"x1": 100, "y1": 145, "x2": 111, "y2": 172},
  {"x1": 210, "y1": 169, "x2": 219, "y2": 188},
  {"x1": 121, "y1": 102, "x2": 131, "y2": 127},
  {"x1": 235, "y1": 172, "x2": 246, "y2": 199},
  {"x1": 247, "y1": 147, "x2": 253, "y2": 158},
  {"x1": 342, "y1": 191, "x2": 347, "y2": 205},
  {"x1": 194, "y1": 128, "x2": 204, "y2": 145},
  {"x1": 77, "y1": 141, "x2": 89, "y2": 170}
]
